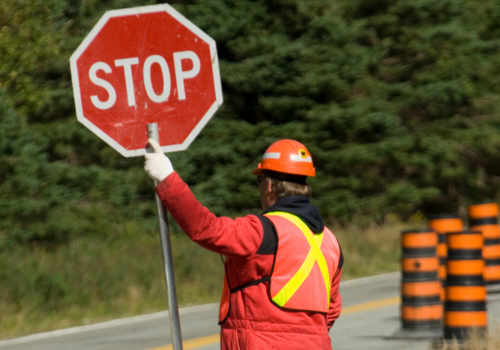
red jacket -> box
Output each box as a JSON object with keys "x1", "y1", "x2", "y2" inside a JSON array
[{"x1": 155, "y1": 172, "x2": 343, "y2": 350}]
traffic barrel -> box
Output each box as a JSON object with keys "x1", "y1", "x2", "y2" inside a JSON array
[
  {"x1": 401, "y1": 302, "x2": 443, "y2": 330},
  {"x1": 427, "y1": 214, "x2": 463, "y2": 301},
  {"x1": 468, "y1": 202, "x2": 500, "y2": 286},
  {"x1": 401, "y1": 228, "x2": 439, "y2": 280},
  {"x1": 444, "y1": 230, "x2": 487, "y2": 341},
  {"x1": 401, "y1": 229, "x2": 441, "y2": 329}
]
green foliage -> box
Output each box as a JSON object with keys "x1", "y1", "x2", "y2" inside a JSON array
[
  {"x1": 2, "y1": 0, "x2": 500, "y2": 243},
  {"x1": 3, "y1": 0, "x2": 500, "y2": 338},
  {"x1": 0, "y1": 227, "x2": 223, "y2": 338},
  {"x1": 0, "y1": 0, "x2": 159, "y2": 247},
  {"x1": 0, "y1": 220, "x2": 403, "y2": 339},
  {"x1": 177, "y1": 0, "x2": 500, "y2": 222}
]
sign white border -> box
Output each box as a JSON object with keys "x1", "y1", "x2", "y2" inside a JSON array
[{"x1": 70, "y1": 4, "x2": 223, "y2": 157}]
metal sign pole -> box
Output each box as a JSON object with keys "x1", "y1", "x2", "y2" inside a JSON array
[{"x1": 147, "y1": 123, "x2": 183, "y2": 350}]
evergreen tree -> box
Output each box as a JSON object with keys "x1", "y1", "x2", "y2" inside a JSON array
[{"x1": 2, "y1": 0, "x2": 500, "y2": 250}]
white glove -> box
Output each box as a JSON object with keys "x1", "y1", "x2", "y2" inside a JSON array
[{"x1": 144, "y1": 138, "x2": 174, "y2": 183}]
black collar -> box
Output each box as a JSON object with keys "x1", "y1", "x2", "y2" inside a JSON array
[{"x1": 263, "y1": 196, "x2": 324, "y2": 233}]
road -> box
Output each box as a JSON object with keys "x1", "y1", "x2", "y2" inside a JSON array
[{"x1": 2, "y1": 272, "x2": 500, "y2": 350}]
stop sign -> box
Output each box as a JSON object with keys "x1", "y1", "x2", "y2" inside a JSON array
[{"x1": 70, "y1": 5, "x2": 223, "y2": 157}]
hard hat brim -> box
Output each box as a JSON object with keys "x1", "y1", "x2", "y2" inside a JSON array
[{"x1": 251, "y1": 164, "x2": 315, "y2": 177}]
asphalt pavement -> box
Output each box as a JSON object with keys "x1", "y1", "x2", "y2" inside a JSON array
[{"x1": 2, "y1": 272, "x2": 500, "y2": 350}]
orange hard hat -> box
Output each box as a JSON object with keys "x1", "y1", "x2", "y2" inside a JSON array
[{"x1": 252, "y1": 139, "x2": 316, "y2": 177}]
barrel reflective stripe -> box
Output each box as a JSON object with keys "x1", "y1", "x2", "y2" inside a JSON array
[
  {"x1": 401, "y1": 256, "x2": 438, "y2": 280},
  {"x1": 468, "y1": 203, "x2": 499, "y2": 219},
  {"x1": 483, "y1": 245, "x2": 500, "y2": 258},
  {"x1": 484, "y1": 266, "x2": 500, "y2": 283},
  {"x1": 444, "y1": 312, "x2": 488, "y2": 326},
  {"x1": 402, "y1": 231, "x2": 437, "y2": 247},
  {"x1": 447, "y1": 286, "x2": 486, "y2": 301},
  {"x1": 401, "y1": 304, "x2": 442, "y2": 320},
  {"x1": 401, "y1": 279, "x2": 440, "y2": 303},
  {"x1": 470, "y1": 224, "x2": 500, "y2": 239},
  {"x1": 402, "y1": 280, "x2": 440, "y2": 296},
  {"x1": 265, "y1": 211, "x2": 330, "y2": 308},
  {"x1": 447, "y1": 260, "x2": 484, "y2": 275},
  {"x1": 262, "y1": 152, "x2": 280, "y2": 160},
  {"x1": 447, "y1": 234, "x2": 482, "y2": 250},
  {"x1": 401, "y1": 302, "x2": 442, "y2": 330},
  {"x1": 401, "y1": 230, "x2": 437, "y2": 256},
  {"x1": 402, "y1": 257, "x2": 439, "y2": 272}
]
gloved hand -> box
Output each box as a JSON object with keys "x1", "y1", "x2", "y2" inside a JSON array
[{"x1": 144, "y1": 138, "x2": 174, "y2": 183}]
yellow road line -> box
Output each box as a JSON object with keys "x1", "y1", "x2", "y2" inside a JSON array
[
  {"x1": 341, "y1": 296, "x2": 400, "y2": 315},
  {"x1": 150, "y1": 334, "x2": 220, "y2": 350},
  {"x1": 150, "y1": 296, "x2": 400, "y2": 350}
]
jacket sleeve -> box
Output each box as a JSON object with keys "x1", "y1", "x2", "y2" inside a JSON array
[
  {"x1": 154, "y1": 172, "x2": 264, "y2": 259},
  {"x1": 327, "y1": 250, "x2": 343, "y2": 330}
]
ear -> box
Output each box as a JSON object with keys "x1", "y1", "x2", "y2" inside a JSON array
[{"x1": 266, "y1": 178, "x2": 273, "y2": 194}]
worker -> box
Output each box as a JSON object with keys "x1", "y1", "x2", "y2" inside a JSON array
[{"x1": 144, "y1": 139, "x2": 343, "y2": 350}]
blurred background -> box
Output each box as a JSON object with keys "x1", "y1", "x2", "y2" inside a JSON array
[{"x1": 1, "y1": 0, "x2": 500, "y2": 340}]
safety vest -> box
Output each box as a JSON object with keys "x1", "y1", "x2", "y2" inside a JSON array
[{"x1": 219, "y1": 212, "x2": 341, "y2": 323}]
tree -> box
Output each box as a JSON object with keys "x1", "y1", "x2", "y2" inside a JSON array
[{"x1": 2, "y1": 0, "x2": 500, "y2": 250}]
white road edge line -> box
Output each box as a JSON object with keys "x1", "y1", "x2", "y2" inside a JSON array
[
  {"x1": 0, "y1": 303, "x2": 219, "y2": 347},
  {"x1": 340, "y1": 271, "x2": 399, "y2": 288},
  {"x1": 0, "y1": 272, "x2": 402, "y2": 347}
]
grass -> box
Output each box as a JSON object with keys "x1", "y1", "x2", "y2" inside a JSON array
[
  {"x1": 333, "y1": 221, "x2": 405, "y2": 280},
  {"x1": 0, "y1": 219, "x2": 224, "y2": 340},
  {"x1": 430, "y1": 326, "x2": 500, "y2": 350},
  {"x1": 0, "y1": 218, "x2": 411, "y2": 340}
]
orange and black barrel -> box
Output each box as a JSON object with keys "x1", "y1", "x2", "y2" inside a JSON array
[
  {"x1": 468, "y1": 202, "x2": 500, "y2": 286},
  {"x1": 401, "y1": 229, "x2": 441, "y2": 329},
  {"x1": 402, "y1": 229, "x2": 439, "y2": 280},
  {"x1": 444, "y1": 230, "x2": 487, "y2": 341},
  {"x1": 427, "y1": 214, "x2": 463, "y2": 300}
]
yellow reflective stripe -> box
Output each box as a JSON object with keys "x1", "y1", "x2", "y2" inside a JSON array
[
  {"x1": 277, "y1": 213, "x2": 331, "y2": 305},
  {"x1": 273, "y1": 248, "x2": 316, "y2": 306},
  {"x1": 266, "y1": 212, "x2": 331, "y2": 307}
]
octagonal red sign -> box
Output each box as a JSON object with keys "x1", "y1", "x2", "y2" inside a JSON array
[{"x1": 70, "y1": 4, "x2": 223, "y2": 157}]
